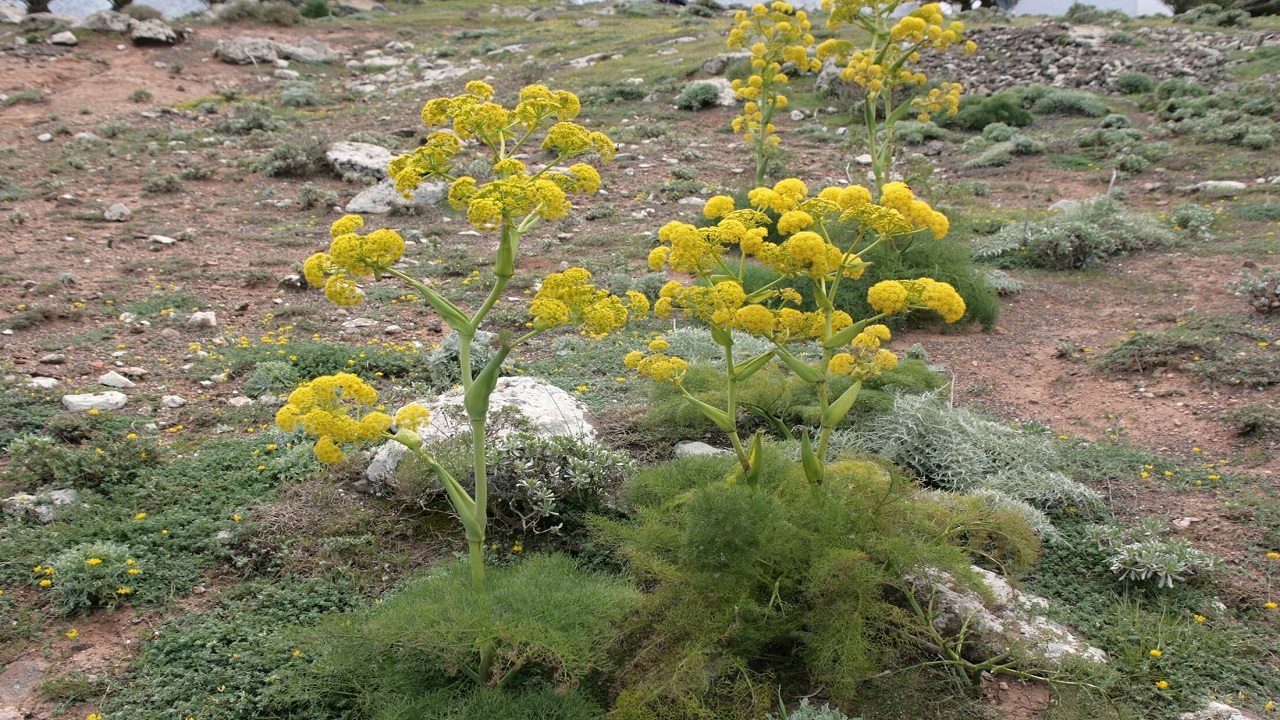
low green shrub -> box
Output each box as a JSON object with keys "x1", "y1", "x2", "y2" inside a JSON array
[
  {"x1": 216, "y1": 0, "x2": 305, "y2": 25},
  {"x1": 964, "y1": 140, "x2": 1013, "y2": 168},
  {"x1": 1155, "y1": 78, "x2": 1207, "y2": 101},
  {"x1": 254, "y1": 136, "x2": 328, "y2": 177},
  {"x1": 298, "y1": 182, "x2": 340, "y2": 209},
  {"x1": 276, "y1": 555, "x2": 635, "y2": 717},
  {"x1": 893, "y1": 120, "x2": 946, "y2": 144},
  {"x1": 973, "y1": 194, "x2": 1173, "y2": 270},
  {"x1": 1030, "y1": 88, "x2": 1108, "y2": 118},
  {"x1": 41, "y1": 540, "x2": 138, "y2": 615},
  {"x1": 771, "y1": 699, "x2": 859, "y2": 720},
  {"x1": 1095, "y1": 315, "x2": 1278, "y2": 386},
  {"x1": 832, "y1": 392, "x2": 1105, "y2": 537},
  {"x1": 981, "y1": 122, "x2": 1014, "y2": 142},
  {"x1": 300, "y1": 0, "x2": 330, "y2": 18},
  {"x1": 946, "y1": 92, "x2": 1034, "y2": 131},
  {"x1": 280, "y1": 81, "x2": 321, "y2": 108},
  {"x1": 1168, "y1": 203, "x2": 1215, "y2": 239},
  {"x1": 1114, "y1": 72, "x2": 1154, "y2": 94},
  {"x1": 1232, "y1": 266, "x2": 1280, "y2": 313},
  {"x1": 121, "y1": 4, "x2": 163, "y2": 20},
  {"x1": 1223, "y1": 402, "x2": 1280, "y2": 438},
  {"x1": 1173, "y1": 2, "x2": 1249, "y2": 26},
  {"x1": 142, "y1": 172, "x2": 183, "y2": 193},
  {"x1": 675, "y1": 82, "x2": 722, "y2": 111},
  {"x1": 1062, "y1": 1, "x2": 1129, "y2": 23},
  {"x1": 594, "y1": 448, "x2": 1039, "y2": 718},
  {"x1": 1086, "y1": 519, "x2": 1220, "y2": 587},
  {"x1": 215, "y1": 102, "x2": 282, "y2": 135}
]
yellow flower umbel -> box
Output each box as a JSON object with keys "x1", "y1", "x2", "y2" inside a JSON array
[
  {"x1": 817, "y1": 0, "x2": 974, "y2": 188},
  {"x1": 275, "y1": 373, "x2": 392, "y2": 463},
  {"x1": 637, "y1": 179, "x2": 965, "y2": 484},
  {"x1": 728, "y1": 2, "x2": 822, "y2": 185},
  {"x1": 302, "y1": 216, "x2": 406, "y2": 307},
  {"x1": 528, "y1": 268, "x2": 644, "y2": 338}
]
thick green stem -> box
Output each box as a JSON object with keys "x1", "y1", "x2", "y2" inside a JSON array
[{"x1": 723, "y1": 343, "x2": 750, "y2": 473}]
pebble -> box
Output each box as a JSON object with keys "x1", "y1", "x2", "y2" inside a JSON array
[
  {"x1": 227, "y1": 396, "x2": 254, "y2": 407},
  {"x1": 27, "y1": 377, "x2": 59, "y2": 389},
  {"x1": 62, "y1": 391, "x2": 128, "y2": 411},
  {"x1": 98, "y1": 371, "x2": 136, "y2": 388},
  {"x1": 188, "y1": 311, "x2": 217, "y2": 328},
  {"x1": 104, "y1": 202, "x2": 132, "y2": 222},
  {"x1": 39, "y1": 353, "x2": 67, "y2": 364},
  {"x1": 161, "y1": 395, "x2": 187, "y2": 408},
  {"x1": 37, "y1": 133, "x2": 53, "y2": 142}
]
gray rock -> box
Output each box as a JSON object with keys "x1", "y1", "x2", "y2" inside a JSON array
[
  {"x1": 526, "y1": 7, "x2": 557, "y2": 21},
  {"x1": 1180, "y1": 701, "x2": 1255, "y2": 720},
  {"x1": 76, "y1": 9, "x2": 132, "y2": 32},
  {"x1": 6, "y1": 489, "x2": 81, "y2": 524},
  {"x1": 104, "y1": 202, "x2": 132, "y2": 222},
  {"x1": 74, "y1": 132, "x2": 105, "y2": 144},
  {"x1": 674, "y1": 441, "x2": 732, "y2": 458},
  {"x1": 854, "y1": 153, "x2": 873, "y2": 165},
  {"x1": 27, "y1": 377, "x2": 59, "y2": 389},
  {"x1": 1190, "y1": 180, "x2": 1248, "y2": 193},
  {"x1": 788, "y1": 109, "x2": 805, "y2": 121},
  {"x1": 278, "y1": 274, "x2": 306, "y2": 291},
  {"x1": 278, "y1": 37, "x2": 342, "y2": 63},
  {"x1": 62, "y1": 391, "x2": 128, "y2": 412},
  {"x1": 346, "y1": 178, "x2": 446, "y2": 214},
  {"x1": 366, "y1": 376, "x2": 596, "y2": 486},
  {"x1": 188, "y1": 311, "x2": 217, "y2": 328},
  {"x1": 22, "y1": 12, "x2": 75, "y2": 31},
  {"x1": 39, "y1": 353, "x2": 66, "y2": 364},
  {"x1": 0, "y1": 660, "x2": 46, "y2": 705},
  {"x1": 162, "y1": 394, "x2": 187, "y2": 408},
  {"x1": 701, "y1": 51, "x2": 752, "y2": 75},
  {"x1": 214, "y1": 36, "x2": 279, "y2": 64},
  {"x1": 902, "y1": 566, "x2": 1107, "y2": 666},
  {"x1": 0, "y1": 4, "x2": 24, "y2": 24},
  {"x1": 273, "y1": 68, "x2": 300, "y2": 80},
  {"x1": 149, "y1": 234, "x2": 178, "y2": 246},
  {"x1": 341, "y1": 317, "x2": 379, "y2": 329},
  {"x1": 130, "y1": 18, "x2": 177, "y2": 45},
  {"x1": 99, "y1": 371, "x2": 136, "y2": 389},
  {"x1": 1049, "y1": 199, "x2": 1080, "y2": 213},
  {"x1": 37, "y1": 133, "x2": 53, "y2": 143},
  {"x1": 500, "y1": 4, "x2": 531, "y2": 17},
  {"x1": 50, "y1": 30, "x2": 79, "y2": 45},
  {"x1": 325, "y1": 141, "x2": 394, "y2": 181}
]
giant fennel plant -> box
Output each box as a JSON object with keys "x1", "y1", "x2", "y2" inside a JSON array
[
  {"x1": 278, "y1": 82, "x2": 642, "y2": 683},
  {"x1": 818, "y1": 1, "x2": 976, "y2": 188},
  {"x1": 634, "y1": 178, "x2": 963, "y2": 485}
]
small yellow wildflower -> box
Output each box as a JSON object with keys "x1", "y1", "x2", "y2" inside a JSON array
[
  {"x1": 1149, "y1": 649, "x2": 1163, "y2": 658},
  {"x1": 1156, "y1": 680, "x2": 1169, "y2": 690},
  {"x1": 134, "y1": 513, "x2": 147, "y2": 521},
  {"x1": 66, "y1": 629, "x2": 79, "y2": 639}
]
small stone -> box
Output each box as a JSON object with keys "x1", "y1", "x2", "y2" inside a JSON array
[
  {"x1": 118, "y1": 366, "x2": 149, "y2": 378},
  {"x1": 104, "y1": 203, "x2": 132, "y2": 222},
  {"x1": 227, "y1": 396, "x2": 254, "y2": 407},
  {"x1": 342, "y1": 318, "x2": 379, "y2": 329},
  {"x1": 854, "y1": 153, "x2": 873, "y2": 165},
  {"x1": 39, "y1": 353, "x2": 67, "y2": 364},
  {"x1": 188, "y1": 311, "x2": 217, "y2": 328},
  {"x1": 50, "y1": 30, "x2": 78, "y2": 45},
  {"x1": 130, "y1": 18, "x2": 177, "y2": 45},
  {"x1": 278, "y1": 274, "x2": 305, "y2": 291},
  {"x1": 159, "y1": 328, "x2": 181, "y2": 339},
  {"x1": 674, "y1": 441, "x2": 733, "y2": 458},
  {"x1": 98, "y1": 371, "x2": 136, "y2": 388},
  {"x1": 28, "y1": 377, "x2": 59, "y2": 389},
  {"x1": 149, "y1": 234, "x2": 178, "y2": 246},
  {"x1": 1049, "y1": 199, "x2": 1080, "y2": 213},
  {"x1": 37, "y1": 133, "x2": 53, "y2": 143},
  {"x1": 161, "y1": 395, "x2": 187, "y2": 408},
  {"x1": 789, "y1": 109, "x2": 805, "y2": 121},
  {"x1": 62, "y1": 391, "x2": 128, "y2": 411},
  {"x1": 384, "y1": 324, "x2": 402, "y2": 334},
  {"x1": 273, "y1": 68, "x2": 300, "y2": 80}
]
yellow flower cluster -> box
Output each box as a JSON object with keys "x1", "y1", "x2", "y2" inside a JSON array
[
  {"x1": 866, "y1": 277, "x2": 966, "y2": 322},
  {"x1": 727, "y1": 2, "x2": 821, "y2": 147},
  {"x1": 275, "y1": 373, "x2": 392, "y2": 463},
  {"x1": 624, "y1": 338, "x2": 690, "y2": 384},
  {"x1": 828, "y1": 324, "x2": 899, "y2": 379},
  {"x1": 878, "y1": 182, "x2": 949, "y2": 238},
  {"x1": 912, "y1": 82, "x2": 964, "y2": 123},
  {"x1": 654, "y1": 277, "x2": 850, "y2": 344},
  {"x1": 391, "y1": 82, "x2": 614, "y2": 234},
  {"x1": 817, "y1": 2, "x2": 973, "y2": 107},
  {"x1": 302, "y1": 216, "x2": 407, "y2": 307},
  {"x1": 528, "y1": 268, "x2": 644, "y2": 338}
]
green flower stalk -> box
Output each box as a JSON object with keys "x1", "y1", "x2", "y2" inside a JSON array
[
  {"x1": 284, "y1": 82, "x2": 643, "y2": 684},
  {"x1": 635, "y1": 178, "x2": 964, "y2": 484}
]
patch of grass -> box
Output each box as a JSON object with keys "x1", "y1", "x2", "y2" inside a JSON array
[
  {"x1": 1232, "y1": 203, "x2": 1280, "y2": 222},
  {"x1": 142, "y1": 173, "x2": 183, "y2": 194},
  {"x1": 1223, "y1": 402, "x2": 1280, "y2": 439},
  {"x1": 0, "y1": 384, "x2": 63, "y2": 448},
  {"x1": 1095, "y1": 315, "x2": 1278, "y2": 386},
  {"x1": 2, "y1": 90, "x2": 46, "y2": 107},
  {"x1": 121, "y1": 291, "x2": 202, "y2": 317},
  {"x1": 5, "y1": 304, "x2": 59, "y2": 331},
  {"x1": 254, "y1": 137, "x2": 328, "y2": 178}
]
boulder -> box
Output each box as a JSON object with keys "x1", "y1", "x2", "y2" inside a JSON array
[
  {"x1": 213, "y1": 36, "x2": 280, "y2": 65},
  {"x1": 3, "y1": 489, "x2": 78, "y2": 524},
  {"x1": 50, "y1": 30, "x2": 78, "y2": 45},
  {"x1": 701, "y1": 51, "x2": 751, "y2": 75},
  {"x1": 76, "y1": 10, "x2": 132, "y2": 33},
  {"x1": 0, "y1": 4, "x2": 24, "y2": 24},
  {"x1": 62, "y1": 391, "x2": 128, "y2": 412},
  {"x1": 366, "y1": 376, "x2": 595, "y2": 486},
  {"x1": 99, "y1": 371, "x2": 136, "y2": 389},
  {"x1": 277, "y1": 37, "x2": 342, "y2": 63},
  {"x1": 902, "y1": 566, "x2": 1107, "y2": 665},
  {"x1": 104, "y1": 202, "x2": 132, "y2": 222},
  {"x1": 346, "y1": 178, "x2": 446, "y2": 214},
  {"x1": 22, "y1": 12, "x2": 76, "y2": 31},
  {"x1": 325, "y1": 141, "x2": 394, "y2": 180},
  {"x1": 130, "y1": 18, "x2": 177, "y2": 45}
]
